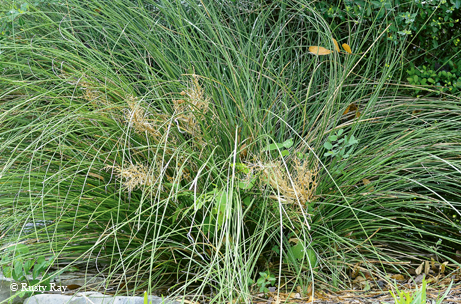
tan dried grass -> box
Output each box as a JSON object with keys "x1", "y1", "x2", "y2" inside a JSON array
[
  {"x1": 59, "y1": 71, "x2": 110, "y2": 106},
  {"x1": 125, "y1": 95, "x2": 171, "y2": 143},
  {"x1": 260, "y1": 155, "x2": 318, "y2": 206},
  {"x1": 104, "y1": 163, "x2": 158, "y2": 192},
  {"x1": 172, "y1": 74, "x2": 214, "y2": 146}
]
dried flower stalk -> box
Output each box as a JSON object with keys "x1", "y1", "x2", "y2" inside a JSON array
[
  {"x1": 260, "y1": 155, "x2": 318, "y2": 205},
  {"x1": 105, "y1": 163, "x2": 158, "y2": 192},
  {"x1": 172, "y1": 74, "x2": 213, "y2": 145}
]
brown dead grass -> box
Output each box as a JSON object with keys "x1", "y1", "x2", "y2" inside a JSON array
[
  {"x1": 104, "y1": 163, "x2": 157, "y2": 192},
  {"x1": 105, "y1": 74, "x2": 215, "y2": 193},
  {"x1": 172, "y1": 74, "x2": 215, "y2": 146},
  {"x1": 259, "y1": 154, "x2": 318, "y2": 206},
  {"x1": 125, "y1": 95, "x2": 173, "y2": 143}
]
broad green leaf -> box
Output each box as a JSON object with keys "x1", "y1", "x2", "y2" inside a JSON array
[
  {"x1": 215, "y1": 191, "x2": 229, "y2": 213},
  {"x1": 267, "y1": 275, "x2": 276, "y2": 284},
  {"x1": 262, "y1": 142, "x2": 284, "y2": 152},
  {"x1": 348, "y1": 135, "x2": 358, "y2": 145},
  {"x1": 13, "y1": 261, "x2": 24, "y2": 281},
  {"x1": 324, "y1": 141, "x2": 333, "y2": 150},
  {"x1": 216, "y1": 211, "x2": 225, "y2": 229},
  {"x1": 233, "y1": 163, "x2": 249, "y2": 174},
  {"x1": 306, "y1": 249, "x2": 317, "y2": 268},
  {"x1": 328, "y1": 135, "x2": 338, "y2": 141},
  {"x1": 346, "y1": 146, "x2": 355, "y2": 156},
  {"x1": 202, "y1": 216, "x2": 213, "y2": 234},
  {"x1": 238, "y1": 178, "x2": 255, "y2": 190},
  {"x1": 290, "y1": 241, "x2": 317, "y2": 267},
  {"x1": 20, "y1": 3, "x2": 29, "y2": 13},
  {"x1": 24, "y1": 260, "x2": 34, "y2": 273},
  {"x1": 291, "y1": 241, "x2": 304, "y2": 259},
  {"x1": 15, "y1": 244, "x2": 29, "y2": 254},
  {"x1": 282, "y1": 138, "x2": 293, "y2": 148},
  {"x1": 455, "y1": 0, "x2": 461, "y2": 9},
  {"x1": 242, "y1": 196, "x2": 252, "y2": 206},
  {"x1": 337, "y1": 129, "x2": 344, "y2": 136},
  {"x1": 280, "y1": 150, "x2": 289, "y2": 157},
  {"x1": 33, "y1": 256, "x2": 47, "y2": 280},
  {"x1": 2, "y1": 266, "x2": 12, "y2": 278}
]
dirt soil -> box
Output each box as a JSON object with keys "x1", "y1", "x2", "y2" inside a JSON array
[{"x1": 255, "y1": 285, "x2": 461, "y2": 304}]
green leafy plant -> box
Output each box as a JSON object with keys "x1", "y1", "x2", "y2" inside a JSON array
[
  {"x1": 314, "y1": 0, "x2": 461, "y2": 91},
  {"x1": 1, "y1": 244, "x2": 55, "y2": 297},
  {"x1": 284, "y1": 236, "x2": 318, "y2": 273},
  {"x1": 0, "y1": 0, "x2": 63, "y2": 38},
  {"x1": 1, "y1": 0, "x2": 461, "y2": 303},
  {"x1": 262, "y1": 138, "x2": 294, "y2": 158},
  {"x1": 233, "y1": 138, "x2": 294, "y2": 190},
  {"x1": 256, "y1": 271, "x2": 276, "y2": 293},
  {"x1": 383, "y1": 277, "x2": 453, "y2": 304},
  {"x1": 406, "y1": 61, "x2": 461, "y2": 95},
  {"x1": 323, "y1": 129, "x2": 359, "y2": 174}
]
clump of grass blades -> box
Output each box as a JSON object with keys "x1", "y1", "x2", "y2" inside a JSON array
[{"x1": 0, "y1": 0, "x2": 460, "y2": 303}]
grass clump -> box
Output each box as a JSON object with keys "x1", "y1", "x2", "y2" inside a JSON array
[{"x1": 0, "y1": 0, "x2": 460, "y2": 303}]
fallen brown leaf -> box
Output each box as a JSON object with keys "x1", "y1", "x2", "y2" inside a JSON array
[
  {"x1": 415, "y1": 261, "x2": 424, "y2": 275},
  {"x1": 425, "y1": 261, "x2": 430, "y2": 275},
  {"x1": 306, "y1": 282, "x2": 312, "y2": 297},
  {"x1": 353, "y1": 276, "x2": 366, "y2": 283},
  {"x1": 390, "y1": 274, "x2": 405, "y2": 281},
  {"x1": 332, "y1": 38, "x2": 340, "y2": 52},
  {"x1": 351, "y1": 262, "x2": 360, "y2": 279},
  {"x1": 440, "y1": 261, "x2": 448, "y2": 274},
  {"x1": 66, "y1": 284, "x2": 81, "y2": 290},
  {"x1": 342, "y1": 43, "x2": 352, "y2": 54},
  {"x1": 439, "y1": 277, "x2": 452, "y2": 285},
  {"x1": 308, "y1": 46, "x2": 332, "y2": 55}
]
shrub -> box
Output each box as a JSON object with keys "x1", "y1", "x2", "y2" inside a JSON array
[{"x1": 313, "y1": 0, "x2": 461, "y2": 94}]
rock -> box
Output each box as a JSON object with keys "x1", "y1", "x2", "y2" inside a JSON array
[
  {"x1": 2, "y1": 269, "x2": 178, "y2": 304},
  {"x1": 0, "y1": 273, "x2": 26, "y2": 304},
  {"x1": 24, "y1": 294, "x2": 179, "y2": 304},
  {"x1": 411, "y1": 274, "x2": 425, "y2": 285},
  {"x1": 53, "y1": 273, "x2": 104, "y2": 289}
]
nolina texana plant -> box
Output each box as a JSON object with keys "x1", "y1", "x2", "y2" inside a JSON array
[{"x1": 1, "y1": 0, "x2": 461, "y2": 303}]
